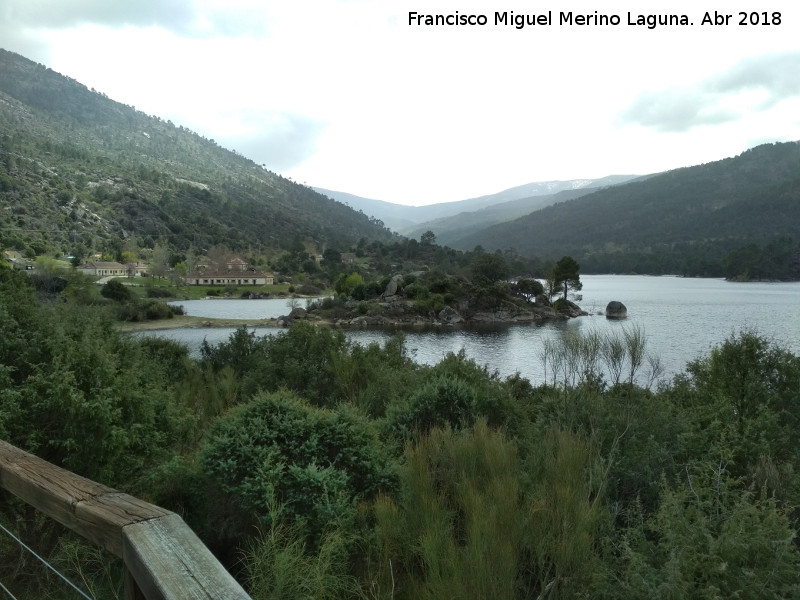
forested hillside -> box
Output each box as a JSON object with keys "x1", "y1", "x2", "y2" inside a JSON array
[
  {"x1": 452, "y1": 142, "x2": 800, "y2": 277},
  {"x1": 404, "y1": 187, "x2": 606, "y2": 245},
  {"x1": 0, "y1": 48, "x2": 394, "y2": 259}
]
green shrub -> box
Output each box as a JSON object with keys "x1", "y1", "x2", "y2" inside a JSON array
[
  {"x1": 403, "y1": 281, "x2": 428, "y2": 300},
  {"x1": 414, "y1": 292, "x2": 445, "y2": 315},
  {"x1": 143, "y1": 299, "x2": 173, "y2": 320},
  {"x1": 100, "y1": 279, "x2": 131, "y2": 302},
  {"x1": 200, "y1": 391, "x2": 396, "y2": 542},
  {"x1": 372, "y1": 422, "x2": 524, "y2": 599},
  {"x1": 334, "y1": 272, "x2": 364, "y2": 298},
  {"x1": 245, "y1": 513, "x2": 361, "y2": 600},
  {"x1": 0, "y1": 273, "x2": 188, "y2": 484},
  {"x1": 222, "y1": 322, "x2": 348, "y2": 406},
  {"x1": 615, "y1": 465, "x2": 800, "y2": 599},
  {"x1": 385, "y1": 375, "x2": 477, "y2": 443},
  {"x1": 351, "y1": 283, "x2": 366, "y2": 300},
  {"x1": 145, "y1": 287, "x2": 174, "y2": 298}
]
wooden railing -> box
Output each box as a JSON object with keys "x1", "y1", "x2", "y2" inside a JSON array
[{"x1": 0, "y1": 439, "x2": 251, "y2": 599}]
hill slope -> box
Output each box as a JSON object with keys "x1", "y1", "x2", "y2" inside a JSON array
[
  {"x1": 315, "y1": 175, "x2": 640, "y2": 235},
  {"x1": 0, "y1": 48, "x2": 394, "y2": 259},
  {"x1": 403, "y1": 184, "x2": 645, "y2": 245},
  {"x1": 452, "y1": 142, "x2": 800, "y2": 276}
]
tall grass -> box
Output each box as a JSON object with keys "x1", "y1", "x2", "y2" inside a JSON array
[
  {"x1": 541, "y1": 325, "x2": 663, "y2": 391},
  {"x1": 245, "y1": 503, "x2": 363, "y2": 600},
  {"x1": 373, "y1": 420, "x2": 522, "y2": 599}
]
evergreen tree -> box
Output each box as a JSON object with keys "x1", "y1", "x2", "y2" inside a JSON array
[{"x1": 552, "y1": 255, "x2": 582, "y2": 302}]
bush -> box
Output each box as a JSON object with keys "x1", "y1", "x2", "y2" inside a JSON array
[
  {"x1": 245, "y1": 515, "x2": 360, "y2": 600},
  {"x1": 200, "y1": 391, "x2": 396, "y2": 543},
  {"x1": 371, "y1": 422, "x2": 526, "y2": 599},
  {"x1": 143, "y1": 300, "x2": 173, "y2": 320},
  {"x1": 403, "y1": 281, "x2": 428, "y2": 300},
  {"x1": 111, "y1": 298, "x2": 179, "y2": 322},
  {"x1": 385, "y1": 375, "x2": 478, "y2": 442},
  {"x1": 415, "y1": 292, "x2": 445, "y2": 315},
  {"x1": 334, "y1": 272, "x2": 364, "y2": 298},
  {"x1": 296, "y1": 282, "x2": 322, "y2": 295},
  {"x1": 0, "y1": 275, "x2": 188, "y2": 484},
  {"x1": 201, "y1": 322, "x2": 350, "y2": 406},
  {"x1": 681, "y1": 330, "x2": 800, "y2": 481},
  {"x1": 616, "y1": 465, "x2": 800, "y2": 599},
  {"x1": 384, "y1": 350, "x2": 517, "y2": 441},
  {"x1": 100, "y1": 279, "x2": 132, "y2": 302},
  {"x1": 145, "y1": 287, "x2": 174, "y2": 298}
]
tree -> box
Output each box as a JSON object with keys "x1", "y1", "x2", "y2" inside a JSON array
[
  {"x1": 420, "y1": 230, "x2": 436, "y2": 246},
  {"x1": 551, "y1": 255, "x2": 582, "y2": 302},
  {"x1": 512, "y1": 277, "x2": 544, "y2": 300},
  {"x1": 322, "y1": 248, "x2": 341, "y2": 266},
  {"x1": 335, "y1": 272, "x2": 365, "y2": 298},
  {"x1": 470, "y1": 252, "x2": 510, "y2": 287},
  {"x1": 150, "y1": 242, "x2": 171, "y2": 279}
]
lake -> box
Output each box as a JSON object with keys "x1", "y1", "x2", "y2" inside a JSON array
[
  {"x1": 135, "y1": 275, "x2": 800, "y2": 386},
  {"x1": 168, "y1": 297, "x2": 306, "y2": 320}
]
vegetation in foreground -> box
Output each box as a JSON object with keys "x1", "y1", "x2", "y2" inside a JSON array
[{"x1": 3, "y1": 265, "x2": 800, "y2": 599}]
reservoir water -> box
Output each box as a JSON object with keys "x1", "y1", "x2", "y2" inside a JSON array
[{"x1": 136, "y1": 275, "x2": 800, "y2": 386}]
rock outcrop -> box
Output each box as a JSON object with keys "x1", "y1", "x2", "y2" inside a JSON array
[
  {"x1": 278, "y1": 292, "x2": 588, "y2": 329},
  {"x1": 605, "y1": 301, "x2": 627, "y2": 319},
  {"x1": 382, "y1": 274, "x2": 404, "y2": 298}
]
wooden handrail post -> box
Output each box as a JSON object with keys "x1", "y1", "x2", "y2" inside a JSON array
[{"x1": 0, "y1": 439, "x2": 251, "y2": 599}]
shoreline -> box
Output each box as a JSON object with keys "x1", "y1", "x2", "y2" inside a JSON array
[{"x1": 116, "y1": 315, "x2": 281, "y2": 332}]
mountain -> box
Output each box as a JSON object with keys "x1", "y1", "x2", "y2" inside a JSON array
[
  {"x1": 0, "y1": 48, "x2": 395, "y2": 260},
  {"x1": 314, "y1": 175, "x2": 640, "y2": 235},
  {"x1": 312, "y1": 188, "x2": 420, "y2": 232},
  {"x1": 404, "y1": 179, "x2": 649, "y2": 245},
  {"x1": 450, "y1": 142, "x2": 800, "y2": 276}
]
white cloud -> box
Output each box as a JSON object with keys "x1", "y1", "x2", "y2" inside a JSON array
[
  {"x1": 620, "y1": 51, "x2": 800, "y2": 133},
  {"x1": 2, "y1": 0, "x2": 799, "y2": 204}
]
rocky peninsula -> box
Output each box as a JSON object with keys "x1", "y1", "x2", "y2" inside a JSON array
[{"x1": 277, "y1": 292, "x2": 587, "y2": 329}]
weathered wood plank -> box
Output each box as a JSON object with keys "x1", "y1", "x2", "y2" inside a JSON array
[
  {"x1": 125, "y1": 569, "x2": 149, "y2": 600},
  {"x1": 123, "y1": 513, "x2": 251, "y2": 600},
  {"x1": 0, "y1": 439, "x2": 165, "y2": 556},
  {"x1": 1, "y1": 440, "x2": 251, "y2": 598}
]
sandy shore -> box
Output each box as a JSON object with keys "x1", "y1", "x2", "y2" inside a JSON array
[{"x1": 116, "y1": 315, "x2": 280, "y2": 332}]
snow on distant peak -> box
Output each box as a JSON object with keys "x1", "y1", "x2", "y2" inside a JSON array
[{"x1": 569, "y1": 179, "x2": 594, "y2": 189}]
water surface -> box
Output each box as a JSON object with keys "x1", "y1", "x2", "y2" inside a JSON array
[{"x1": 137, "y1": 276, "x2": 800, "y2": 385}]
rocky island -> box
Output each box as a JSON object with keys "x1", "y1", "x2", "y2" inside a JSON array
[{"x1": 277, "y1": 272, "x2": 587, "y2": 329}]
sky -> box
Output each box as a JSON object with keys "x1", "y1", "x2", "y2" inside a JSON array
[{"x1": 2, "y1": 0, "x2": 800, "y2": 206}]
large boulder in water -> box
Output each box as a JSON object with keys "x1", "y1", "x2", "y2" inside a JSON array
[{"x1": 606, "y1": 301, "x2": 627, "y2": 319}]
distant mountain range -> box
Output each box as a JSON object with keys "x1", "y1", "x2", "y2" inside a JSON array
[
  {"x1": 314, "y1": 175, "x2": 641, "y2": 235},
  {"x1": 322, "y1": 141, "x2": 800, "y2": 277},
  {"x1": 456, "y1": 141, "x2": 800, "y2": 275}
]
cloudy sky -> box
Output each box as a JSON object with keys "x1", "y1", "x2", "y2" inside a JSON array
[{"x1": 2, "y1": 0, "x2": 799, "y2": 205}]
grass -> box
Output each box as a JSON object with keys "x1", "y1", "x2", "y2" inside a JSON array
[{"x1": 114, "y1": 277, "x2": 294, "y2": 300}]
